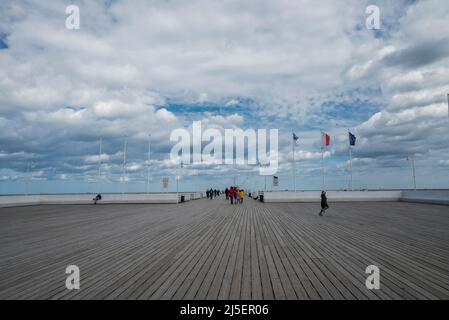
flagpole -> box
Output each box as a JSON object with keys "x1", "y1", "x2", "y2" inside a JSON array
[
  {"x1": 98, "y1": 137, "x2": 102, "y2": 195},
  {"x1": 146, "y1": 134, "x2": 151, "y2": 194},
  {"x1": 176, "y1": 168, "x2": 179, "y2": 201},
  {"x1": 348, "y1": 130, "x2": 353, "y2": 191},
  {"x1": 122, "y1": 137, "x2": 127, "y2": 195},
  {"x1": 321, "y1": 130, "x2": 325, "y2": 191},
  {"x1": 321, "y1": 147, "x2": 325, "y2": 190},
  {"x1": 292, "y1": 130, "x2": 296, "y2": 192},
  {"x1": 349, "y1": 145, "x2": 353, "y2": 191}
]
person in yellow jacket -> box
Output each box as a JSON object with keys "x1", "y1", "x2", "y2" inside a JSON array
[{"x1": 239, "y1": 189, "x2": 245, "y2": 204}]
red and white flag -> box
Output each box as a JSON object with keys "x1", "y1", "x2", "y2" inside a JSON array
[{"x1": 321, "y1": 131, "x2": 330, "y2": 147}]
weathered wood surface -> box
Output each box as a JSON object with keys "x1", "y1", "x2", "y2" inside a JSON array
[{"x1": 0, "y1": 198, "x2": 448, "y2": 300}]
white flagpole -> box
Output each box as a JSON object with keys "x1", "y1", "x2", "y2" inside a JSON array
[
  {"x1": 321, "y1": 130, "x2": 325, "y2": 191},
  {"x1": 348, "y1": 130, "x2": 353, "y2": 191},
  {"x1": 292, "y1": 130, "x2": 296, "y2": 192},
  {"x1": 146, "y1": 134, "x2": 151, "y2": 194},
  {"x1": 322, "y1": 147, "x2": 325, "y2": 191},
  {"x1": 349, "y1": 145, "x2": 353, "y2": 191},
  {"x1": 98, "y1": 137, "x2": 102, "y2": 194},
  {"x1": 176, "y1": 163, "x2": 180, "y2": 202},
  {"x1": 122, "y1": 138, "x2": 127, "y2": 195}
]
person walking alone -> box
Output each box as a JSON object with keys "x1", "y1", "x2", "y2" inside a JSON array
[{"x1": 319, "y1": 191, "x2": 329, "y2": 216}]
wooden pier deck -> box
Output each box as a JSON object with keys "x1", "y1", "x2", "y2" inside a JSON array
[{"x1": 0, "y1": 197, "x2": 448, "y2": 300}]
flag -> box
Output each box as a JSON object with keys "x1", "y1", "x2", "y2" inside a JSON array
[
  {"x1": 292, "y1": 132, "x2": 299, "y2": 144},
  {"x1": 349, "y1": 131, "x2": 356, "y2": 146},
  {"x1": 321, "y1": 131, "x2": 330, "y2": 147}
]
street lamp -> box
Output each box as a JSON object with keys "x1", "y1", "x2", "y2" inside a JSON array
[
  {"x1": 406, "y1": 155, "x2": 416, "y2": 190},
  {"x1": 26, "y1": 161, "x2": 35, "y2": 196}
]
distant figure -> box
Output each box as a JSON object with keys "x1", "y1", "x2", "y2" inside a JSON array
[
  {"x1": 229, "y1": 187, "x2": 234, "y2": 204},
  {"x1": 206, "y1": 190, "x2": 210, "y2": 199},
  {"x1": 239, "y1": 189, "x2": 245, "y2": 204},
  {"x1": 209, "y1": 189, "x2": 214, "y2": 200},
  {"x1": 319, "y1": 191, "x2": 329, "y2": 216},
  {"x1": 236, "y1": 189, "x2": 241, "y2": 204},
  {"x1": 93, "y1": 194, "x2": 102, "y2": 205}
]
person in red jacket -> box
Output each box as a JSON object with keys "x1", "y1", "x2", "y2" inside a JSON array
[{"x1": 229, "y1": 187, "x2": 235, "y2": 204}]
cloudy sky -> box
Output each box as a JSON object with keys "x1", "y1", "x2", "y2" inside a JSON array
[{"x1": 1, "y1": 0, "x2": 449, "y2": 194}]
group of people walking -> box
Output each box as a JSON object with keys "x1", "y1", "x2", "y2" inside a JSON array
[
  {"x1": 206, "y1": 189, "x2": 220, "y2": 199},
  {"x1": 205, "y1": 187, "x2": 329, "y2": 216},
  {"x1": 225, "y1": 187, "x2": 245, "y2": 205}
]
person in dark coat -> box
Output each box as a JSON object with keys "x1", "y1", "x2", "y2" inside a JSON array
[
  {"x1": 319, "y1": 191, "x2": 329, "y2": 216},
  {"x1": 93, "y1": 194, "x2": 102, "y2": 204}
]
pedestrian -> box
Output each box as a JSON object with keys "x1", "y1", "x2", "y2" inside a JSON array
[
  {"x1": 319, "y1": 191, "x2": 329, "y2": 216},
  {"x1": 236, "y1": 189, "x2": 240, "y2": 204},
  {"x1": 93, "y1": 194, "x2": 102, "y2": 205},
  {"x1": 229, "y1": 187, "x2": 234, "y2": 204},
  {"x1": 239, "y1": 189, "x2": 245, "y2": 204}
]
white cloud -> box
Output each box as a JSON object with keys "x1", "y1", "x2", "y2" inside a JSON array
[{"x1": 84, "y1": 153, "x2": 110, "y2": 164}]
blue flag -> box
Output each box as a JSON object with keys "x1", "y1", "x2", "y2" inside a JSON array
[{"x1": 349, "y1": 132, "x2": 356, "y2": 146}]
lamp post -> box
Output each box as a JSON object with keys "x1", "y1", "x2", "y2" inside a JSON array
[
  {"x1": 176, "y1": 161, "x2": 183, "y2": 202},
  {"x1": 26, "y1": 161, "x2": 35, "y2": 196},
  {"x1": 406, "y1": 155, "x2": 416, "y2": 190}
]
